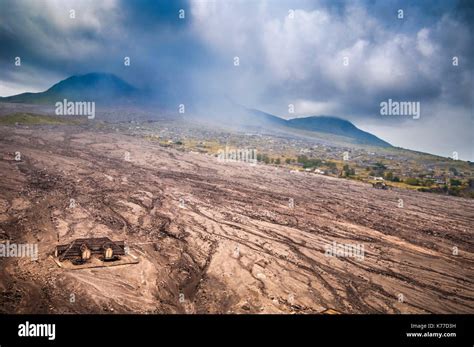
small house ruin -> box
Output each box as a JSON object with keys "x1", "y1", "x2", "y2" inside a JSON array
[{"x1": 55, "y1": 237, "x2": 125, "y2": 264}]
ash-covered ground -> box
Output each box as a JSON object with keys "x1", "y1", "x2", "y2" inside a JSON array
[{"x1": 0, "y1": 124, "x2": 472, "y2": 314}]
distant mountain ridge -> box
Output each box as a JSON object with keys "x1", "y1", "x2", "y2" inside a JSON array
[
  {"x1": 0, "y1": 73, "x2": 137, "y2": 104},
  {"x1": 286, "y1": 115, "x2": 391, "y2": 147},
  {"x1": 0, "y1": 73, "x2": 391, "y2": 148},
  {"x1": 241, "y1": 108, "x2": 391, "y2": 147}
]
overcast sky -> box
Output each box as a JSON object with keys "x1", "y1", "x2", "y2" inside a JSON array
[{"x1": 0, "y1": 0, "x2": 472, "y2": 160}]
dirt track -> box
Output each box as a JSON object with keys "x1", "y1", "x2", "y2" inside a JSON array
[{"x1": 0, "y1": 125, "x2": 472, "y2": 313}]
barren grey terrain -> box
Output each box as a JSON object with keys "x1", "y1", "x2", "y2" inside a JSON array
[{"x1": 0, "y1": 124, "x2": 473, "y2": 314}]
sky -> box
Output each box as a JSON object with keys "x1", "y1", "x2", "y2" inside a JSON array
[{"x1": 0, "y1": 0, "x2": 472, "y2": 160}]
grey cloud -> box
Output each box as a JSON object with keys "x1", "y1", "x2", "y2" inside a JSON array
[{"x1": 0, "y1": 0, "x2": 472, "y2": 159}]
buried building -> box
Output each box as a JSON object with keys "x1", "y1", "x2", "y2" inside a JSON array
[{"x1": 55, "y1": 237, "x2": 126, "y2": 264}]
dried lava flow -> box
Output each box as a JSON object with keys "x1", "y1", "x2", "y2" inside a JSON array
[{"x1": 0, "y1": 126, "x2": 472, "y2": 314}]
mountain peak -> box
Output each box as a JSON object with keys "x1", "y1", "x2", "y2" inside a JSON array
[
  {"x1": 47, "y1": 72, "x2": 136, "y2": 95},
  {"x1": 287, "y1": 115, "x2": 391, "y2": 147},
  {"x1": 1, "y1": 72, "x2": 137, "y2": 104}
]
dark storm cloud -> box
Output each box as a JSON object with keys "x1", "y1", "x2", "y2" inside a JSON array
[
  {"x1": 119, "y1": 0, "x2": 190, "y2": 28},
  {"x1": 0, "y1": 0, "x2": 472, "y2": 159},
  {"x1": 0, "y1": 0, "x2": 198, "y2": 94},
  {"x1": 0, "y1": 0, "x2": 471, "y2": 107}
]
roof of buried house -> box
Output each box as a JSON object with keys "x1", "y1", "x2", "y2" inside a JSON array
[{"x1": 56, "y1": 237, "x2": 125, "y2": 261}]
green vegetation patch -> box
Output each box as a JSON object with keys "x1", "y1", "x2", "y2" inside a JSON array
[{"x1": 0, "y1": 113, "x2": 82, "y2": 126}]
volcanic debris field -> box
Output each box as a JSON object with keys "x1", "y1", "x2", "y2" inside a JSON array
[{"x1": 0, "y1": 124, "x2": 472, "y2": 314}]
